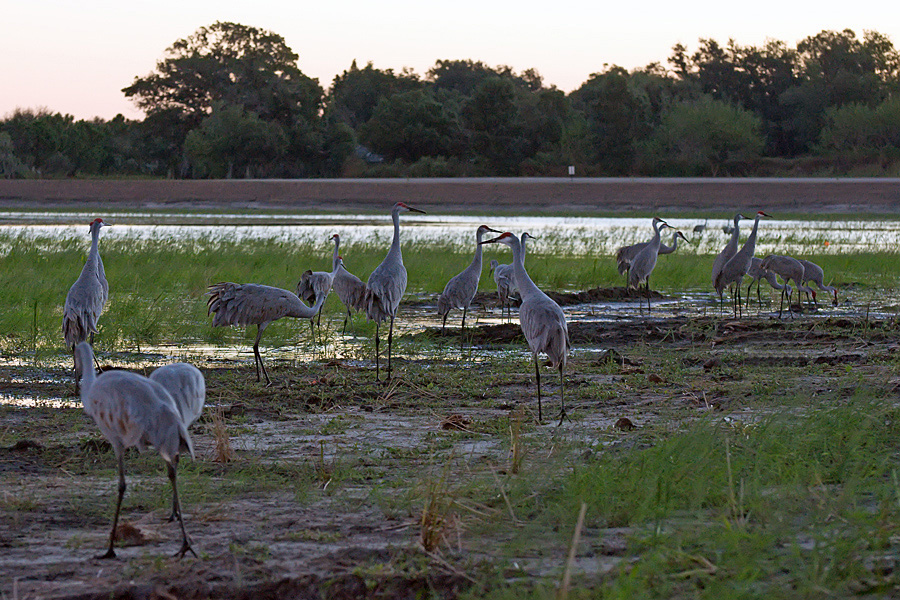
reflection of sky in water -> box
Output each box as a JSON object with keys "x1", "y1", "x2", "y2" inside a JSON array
[{"x1": 1, "y1": 212, "x2": 898, "y2": 255}]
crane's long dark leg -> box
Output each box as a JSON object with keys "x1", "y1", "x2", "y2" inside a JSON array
[
  {"x1": 374, "y1": 322, "x2": 381, "y2": 381},
  {"x1": 441, "y1": 312, "x2": 447, "y2": 335},
  {"x1": 254, "y1": 325, "x2": 271, "y2": 386},
  {"x1": 646, "y1": 276, "x2": 652, "y2": 314},
  {"x1": 778, "y1": 288, "x2": 785, "y2": 319},
  {"x1": 460, "y1": 306, "x2": 467, "y2": 348},
  {"x1": 534, "y1": 354, "x2": 543, "y2": 423},
  {"x1": 756, "y1": 281, "x2": 762, "y2": 311},
  {"x1": 342, "y1": 309, "x2": 350, "y2": 335},
  {"x1": 557, "y1": 364, "x2": 567, "y2": 427},
  {"x1": 387, "y1": 315, "x2": 395, "y2": 379},
  {"x1": 89, "y1": 332, "x2": 103, "y2": 372},
  {"x1": 746, "y1": 281, "x2": 753, "y2": 310},
  {"x1": 168, "y1": 460, "x2": 196, "y2": 559},
  {"x1": 72, "y1": 349, "x2": 80, "y2": 395},
  {"x1": 97, "y1": 451, "x2": 127, "y2": 559},
  {"x1": 736, "y1": 282, "x2": 743, "y2": 318}
]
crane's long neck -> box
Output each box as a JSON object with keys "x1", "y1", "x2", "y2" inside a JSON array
[
  {"x1": 510, "y1": 237, "x2": 540, "y2": 298},
  {"x1": 75, "y1": 343, "x2": 97, "y2": 404},
  {"x1": 331, "y1": 237, "x2": 340, "y2": 271},
  {"x1": 387, "y1": 209, "x2": 403, "y2": 263},
  {"x1": 745, "y1": 216, "x2": 762, "y2": 248},
  {"x1": 470, "y1": 230, "x2": 486, "y2": 271},
  {"x1": 669, "y1": 231, "x2": 680, "y2": 251},
  {"x1": 290, "y1": 293, "x2": 327, "y2": 319},
  {"x1": 649, "y1": 222, "x2": 664, "y2": 250},
  {"x1": 85, "y1": 225, "x2": 101, "y2": 272}
]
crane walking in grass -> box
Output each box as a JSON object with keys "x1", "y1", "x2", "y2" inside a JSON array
[
  {"x1": 712, "y1": 213, "x2": 745, "y2": 312},
  {"x1": 715, "y1": 211, "x2": 772, "y2": 317},
  {"x1": 207, "y1": 282, "x2": 326, "y2": 385},
  {"x1": 63, "y1": 218, "x2": 109, "y2": 392},
  {"x1": 327, "y1": 234, "x2": 367, "y2": 333},
  {"x1": 363, "y1": 202, "x2": 426, "y2": 381},
  {"x1": 149, "y1": 362, "x2": 205, "y2": 521},
  {"x1": 745, "y1": 256, "x2": 792, "y2": 311},
  {"x1": 437, "y1": 225, "x2": 500, "y2": 335},
  {"x1": 480, "y1": 232, "x2": 569, "y2": 425},
  {"x1": 628, "y1": 218, "x2": 670, "y2": 314},
  {"x1": 75, "y1": 342, "x2": 196, "y2": 560},
  {"x1": 759, "y1": 255, "x2": 813, "y2": 318},
  {"x1": 616, "y1": 217, "x2": 669, "y2": 285}
]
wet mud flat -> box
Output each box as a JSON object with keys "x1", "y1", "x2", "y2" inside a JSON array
[{"x1": 2, "y1": 309, "x2": 899, "y2": 599}]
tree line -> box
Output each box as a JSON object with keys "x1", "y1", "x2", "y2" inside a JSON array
[{"x1": 2, "y1": 22, "x2": 899, "y2": 180}]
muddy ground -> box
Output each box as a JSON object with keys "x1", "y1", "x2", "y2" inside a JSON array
[{"x1": 2, "y1": 300, "x2": 898, "y2": 599}]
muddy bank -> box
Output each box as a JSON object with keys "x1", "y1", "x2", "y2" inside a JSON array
[{"x1": 2, "y1": 178, "x2": 899, "y2": 214}]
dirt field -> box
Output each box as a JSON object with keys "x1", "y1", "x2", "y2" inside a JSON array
[
  {"x1": 2, "y1": 309, "x2": 899, "y2": 599},
  {"x1": 2, "y1": 177, "x2": 899, "y2": 214}
]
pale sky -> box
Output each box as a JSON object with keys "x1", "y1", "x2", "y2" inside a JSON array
[{"x1": 2, "y1": 1, "x2": 897, "y2": 121}]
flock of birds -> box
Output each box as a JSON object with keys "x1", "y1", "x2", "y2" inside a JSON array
[{"x1": 58, "y1": 206, "x2": 839, "y2": 558}]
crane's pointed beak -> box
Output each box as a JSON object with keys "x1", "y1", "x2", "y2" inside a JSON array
[
  {"x1": 479, "y1": 235, "x2": 504, "y2": 245},
  {"x1": 408, "y1": 206, "x2": 426, "y2": 214}
]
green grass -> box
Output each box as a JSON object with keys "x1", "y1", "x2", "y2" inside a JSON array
[{"x1": 3, "y1": 225, "x2": 900, "y2": 356}]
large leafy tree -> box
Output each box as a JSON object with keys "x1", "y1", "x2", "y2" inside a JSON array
[
  {"x1": 123, "y1": 22, "x2": 323, "y2": 127},
  {"x1": 329, "y1": 61, "x2": 422, "y2": 129},
  {"x1": 184, "y1": 103, "x2": 287, "y2": 178},
  {"x1": 640, "y1": 96, "x2": 764, "y2": 175},
  {"x1": 359, "y1": 89, "x2": 460, "y2": 162}
]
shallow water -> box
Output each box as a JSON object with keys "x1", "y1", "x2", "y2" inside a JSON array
[{"x1": 1, "y1": 211, "x2": 897, "y2": 255}]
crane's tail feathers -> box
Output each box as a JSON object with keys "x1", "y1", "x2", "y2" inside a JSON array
[{"x1": 62, "y1": 310, "x2": 97, "y2": 348}]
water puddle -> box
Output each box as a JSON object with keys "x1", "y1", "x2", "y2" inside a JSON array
[{"x1": 1, "y1": 211, "x2": 898, "y2": 254}]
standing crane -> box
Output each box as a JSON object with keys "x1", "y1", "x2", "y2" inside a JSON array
[
  {"x1": 759, "y1": 255, "x2": 813, "y2": 318},
  {"x1": 437, "y1": 225, "x2": 500, "y2": 334},
  {"x1": 489, "y1": 232, "x2": 533, "y2": 323},
  {"x1": 207, "y1": 282, "x2": 326, "y2": 385},
  {"x1": 363, "y1": 202, "x2": 426, "y2": 381},
  {"x1": 616, "y1": 217, "x2": 668, "y2": 285},
  {"x1": 480, "y1": 232, "x2": 569, "y2": 425},
  {"x1": 797, "y1": 258, "x2": 839, "y2": 308},
  {"x1": 297, "y1": 235, "x2": 344, "y2": 335},
  {"x1": 711, "y1": 213, "x2": 746, "y2": 311},
  {"x1": 628, "y1": 218, "x2": 670, "y2": 314},
  {"x1": 745, "y1": 256, "x2": 792, "y2": 310},
  {"x1": 63, "y1": 218, "x2": 109, "y2": 391},
  {"x1": 74, "y1": 342, "x2": 195, "y2": 560},
  {"x1": 149, "y1": 362, "x2": 205, "y2": 521},
  {"x1": 327, "y1": 234, "x2": 367, "y2": 333},
  {"x1": 716, "y1": 211, "x2": 772, "y2": 317}
]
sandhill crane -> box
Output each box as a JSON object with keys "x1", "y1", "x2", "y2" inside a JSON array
[
  {"x1": 693, "y1": 220, "x2": 708, "y2": 234},
  {"x1": 711, "y1": 214, "x2": 746, "y2": 311},
  {"x1": 745, "y1": 256, "x2": 792, "y2": 310},
  {"x1": 63, "y1": 218, "x2": 109, "y2": 391},
  {"x1": 297, "y1": 236, "x2": 343, "y2": 333},
  {"x1": 327, "y1": 234, "x2": 367, "y2": 333},
  {"x1": 759, "y1": 255, "x2": 814, "y2": 318},
  {"x1": 628, "y1": 219, "x2": 670, "y2": 314},
  {"x1": 149, "y1": 362, "x2": 205, "y2": 521},
  {"x1": 489, "y1": 233, "x2": 532, "y2": 323},
  {"x1": 481, "y1": 232, "x2": 569, "y2": 425},
  {"x1": 207, "y1": 282, "x2": 326, "y2": 385},
  {"x1": 716, "y1": 211, "x2": 772, "y2": 317},
  {"x1": 617, "y1": 228, "x2": 689, "y2": 285},
  {"x1": 363, "y1": 202, "x2": 426, "y2": 381},
  {"x1": 437, "y1": 225, "x2": 500, "y2": 334},
  {"x1": 74, "y1": 342, "x2": 195, "y2": 559},
  {"x1": 616, "y1": 217, "x2": 666, "y2": 284},
  {"x1": 797, "y1": 258, "x2": 838, "y2": 308}
]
